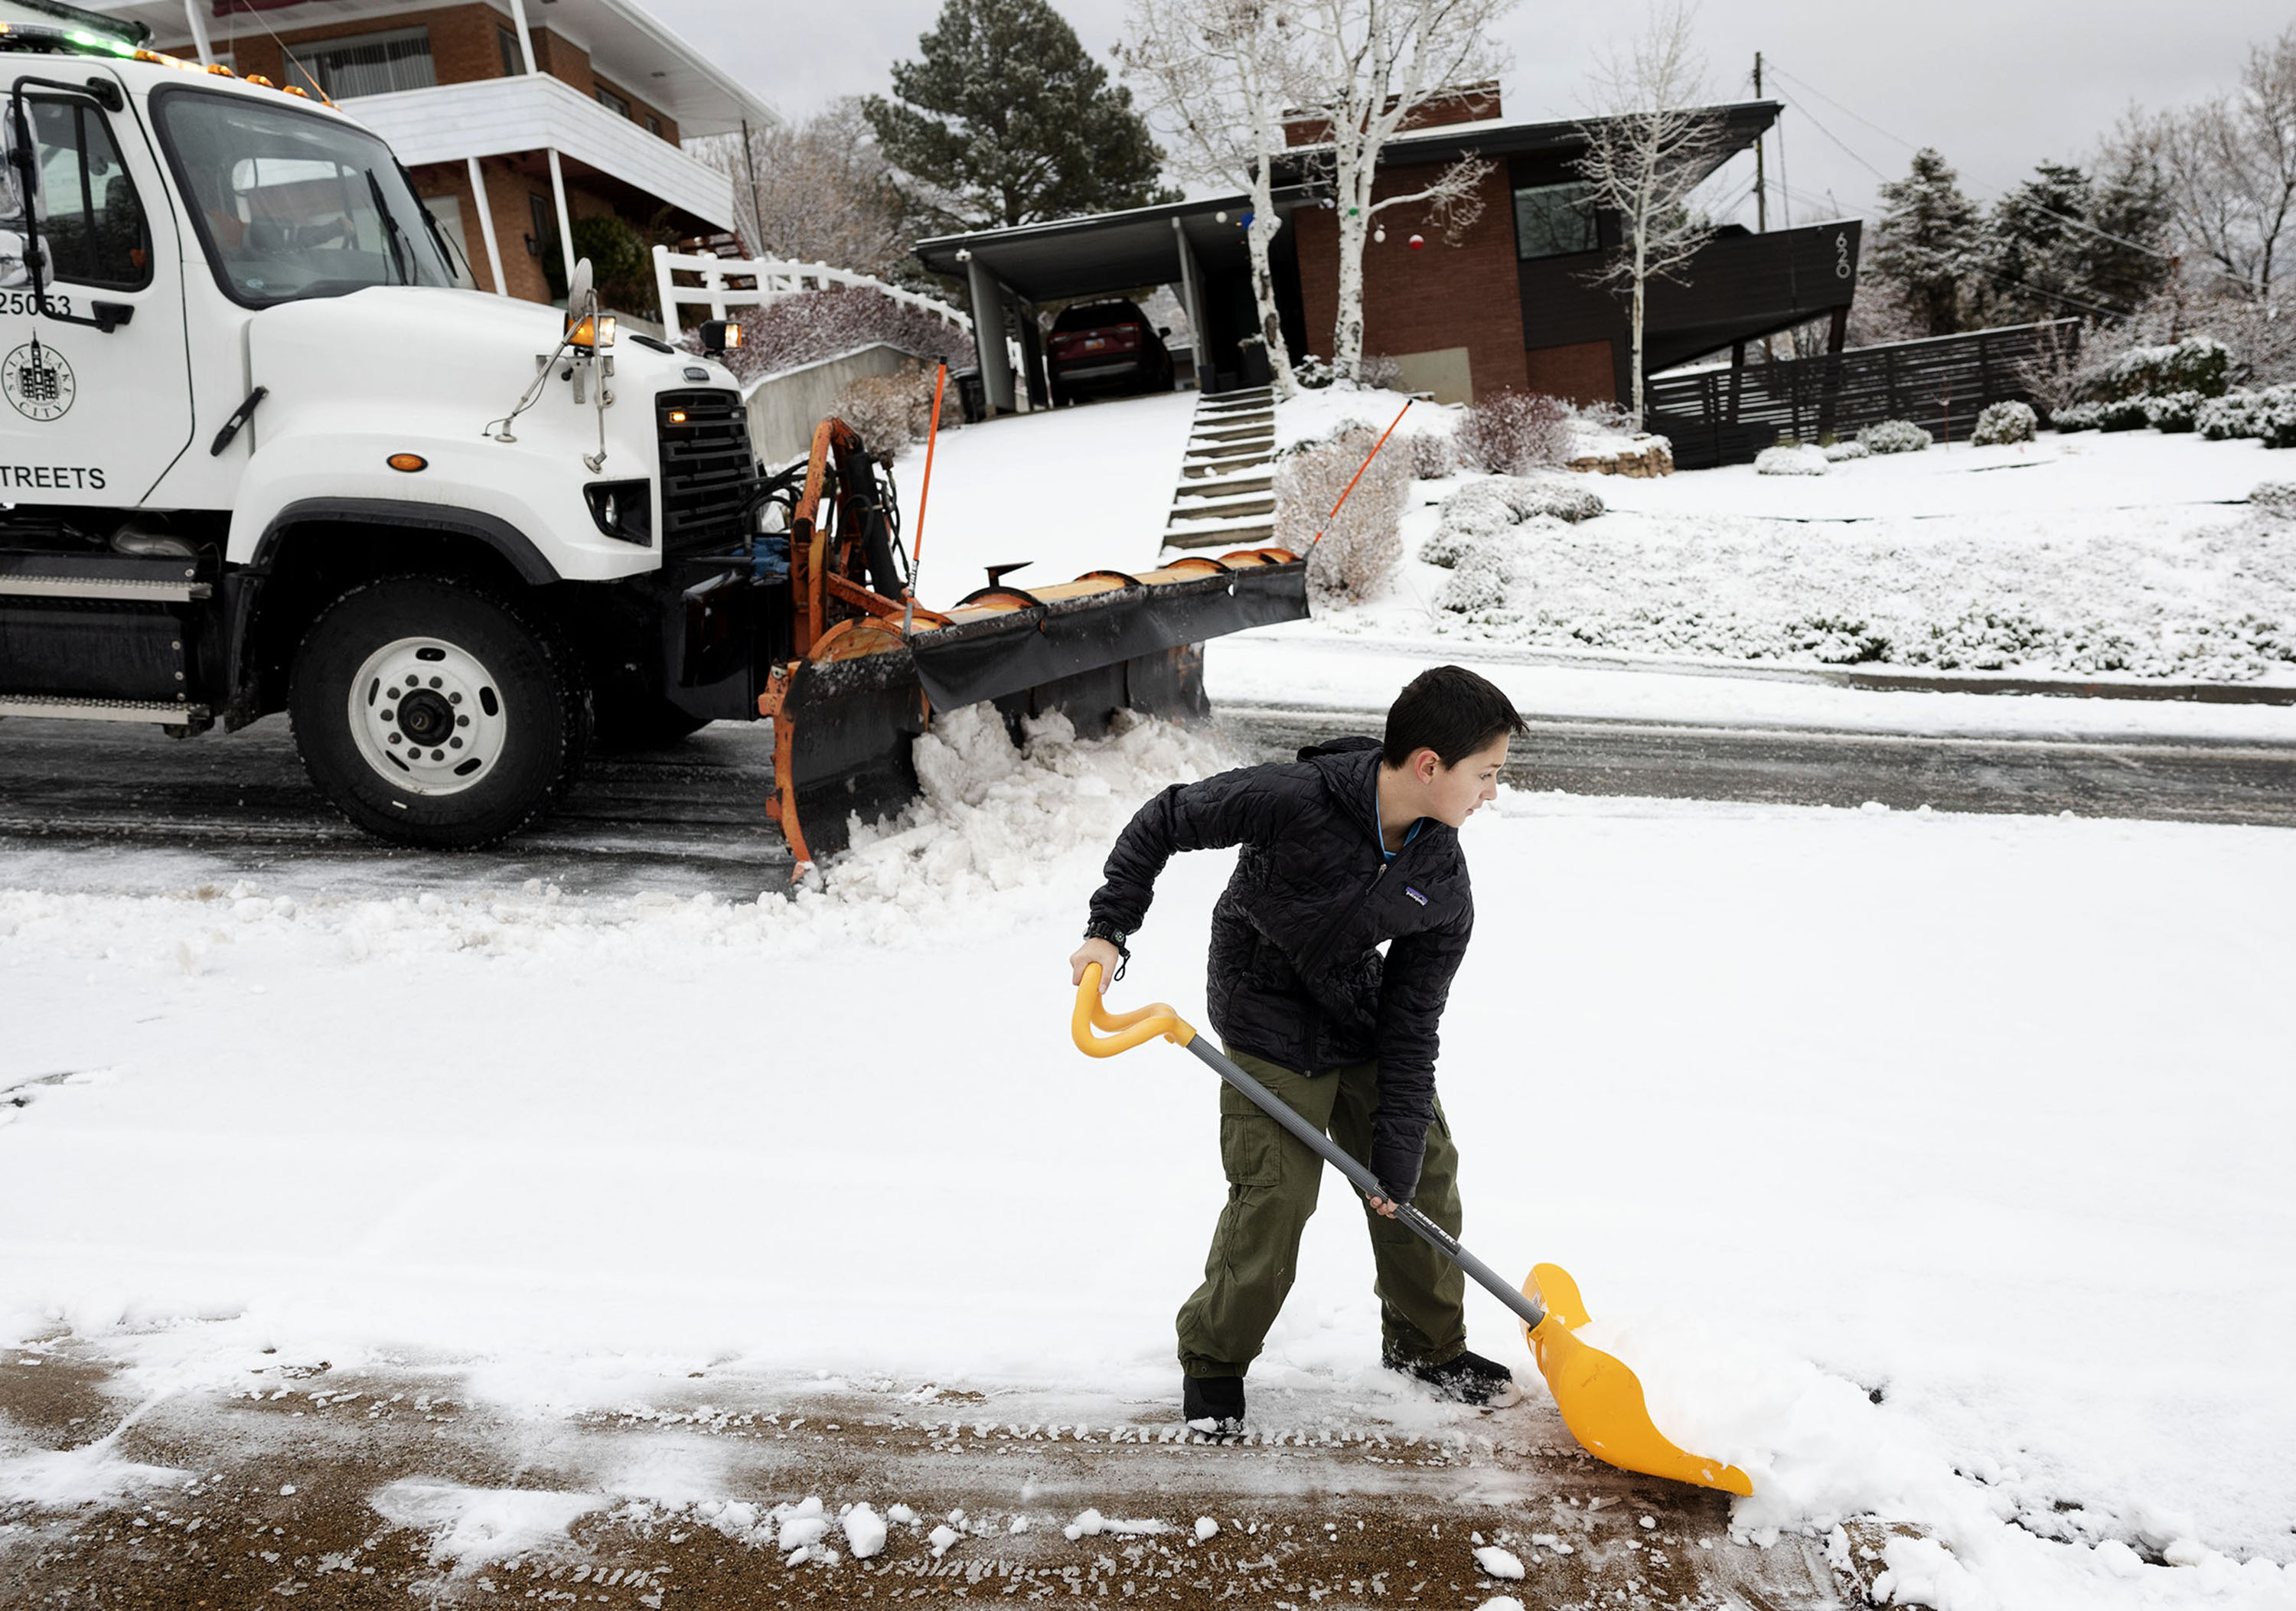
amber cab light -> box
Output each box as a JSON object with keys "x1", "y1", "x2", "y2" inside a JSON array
[
  {"x1": 566, "y1": 314, "x2": 616, "y2": 351},
  {"x1": 667, "y1": 410, "x2": 687, "y2": 424},
  {"x1": 386, "y1": 453, "x2": 427, "y2": 473}
]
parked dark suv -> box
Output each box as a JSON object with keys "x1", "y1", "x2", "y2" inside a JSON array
[{"x1": 1047, "y1": 299, "x2": 1175, "y2": 405}]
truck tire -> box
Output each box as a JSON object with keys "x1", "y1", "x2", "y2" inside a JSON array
[{"x1": 289, "y1": 576, "x2": 590, "y2": 848}]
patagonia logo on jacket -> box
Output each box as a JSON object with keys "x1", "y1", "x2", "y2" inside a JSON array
[{"x1": 1404, "y1": 885, "x2": 1429, "y2": 906}]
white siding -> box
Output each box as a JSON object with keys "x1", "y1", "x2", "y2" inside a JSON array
[{"x1": 342, "y1": 74, "x2": 735, "y2": 230}]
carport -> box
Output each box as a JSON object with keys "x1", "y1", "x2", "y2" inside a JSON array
[{"x1": 914, "y1": 191, "x2": 1315, "y2": 415}]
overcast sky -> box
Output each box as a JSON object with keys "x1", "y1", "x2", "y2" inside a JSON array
[{"x1": 650, "y1": 0, "x2": 2289, "y2": 227}]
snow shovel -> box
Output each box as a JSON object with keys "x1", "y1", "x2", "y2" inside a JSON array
[{"x1": 1072, "y1": 964, "x2": 1753, "y2": 1497}]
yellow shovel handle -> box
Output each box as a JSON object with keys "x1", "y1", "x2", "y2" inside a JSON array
[{"x1": 1071, "y1": 962, "x2": 1198, "y2": 1056}]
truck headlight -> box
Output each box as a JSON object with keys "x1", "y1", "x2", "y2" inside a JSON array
[{"x1": 584, "y1": 479, "x2": 652, "y2": 546}]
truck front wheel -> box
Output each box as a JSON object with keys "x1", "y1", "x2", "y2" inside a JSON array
[{"x1": 289, "y1": 576, "x2": 590, "y2": 848}]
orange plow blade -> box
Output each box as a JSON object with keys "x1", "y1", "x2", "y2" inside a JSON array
[{"x1": 1522, "y1": 1264, "x2": 1752, "y2": 1496}]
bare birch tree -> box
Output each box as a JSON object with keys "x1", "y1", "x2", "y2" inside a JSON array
[
  {"x1": 2157, "y1": 25, "x2": 2296, "y2": 298},
  {"x1": 1120, "y1": 0, "x2": 1304, "y2": 396},
  {"x1": 1283, "y1": 0, "x2": 1512, "y2": 383},
  {"x1": 1574, "y1": 1, "x2": 1728, "y2": 417}
]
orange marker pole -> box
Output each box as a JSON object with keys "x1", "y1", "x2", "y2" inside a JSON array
[
  {"x1": 1309, "y1": 396, "x2": 1414, "y2": 551},
  {"x1": 902, "y1": 362, "x2": 949, "y2": 640}
]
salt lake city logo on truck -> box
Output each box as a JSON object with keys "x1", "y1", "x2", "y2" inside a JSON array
[{"x1": 3, "y1": 338, "x2": 76, "y2": 422}]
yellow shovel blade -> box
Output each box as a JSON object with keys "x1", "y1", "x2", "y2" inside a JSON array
[{"x1": 1521, "y1": 1263, "x2": 1753, "y2": 1497}]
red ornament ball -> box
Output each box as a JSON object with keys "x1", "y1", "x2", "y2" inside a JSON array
[{"x1": 1407, "y1": 233, "x2": 1426, "y2": 249}]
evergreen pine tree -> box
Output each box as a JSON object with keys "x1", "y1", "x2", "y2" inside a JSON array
[
  {"x1": 2082, "y1": 134, "x2": 2174, "y2": 315},
  {"x1": 1979, "y1": 161, "x2": 2095, "y2": 322},
  {"x1": 1870, "y1": 148, "x2": 1981, "y2": 337},
  {"x1": 864, "y1": 0, "x2": 1179, "y2": 230}
]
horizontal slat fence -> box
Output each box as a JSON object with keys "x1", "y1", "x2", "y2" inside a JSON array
[{"x1": 1646, "y1": 320, "x2": 2080, "y2": 468}]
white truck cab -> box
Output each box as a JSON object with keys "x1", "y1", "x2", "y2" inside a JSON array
[{"x1": 0, "y1": 5, "x2": 768, "y2": 845}]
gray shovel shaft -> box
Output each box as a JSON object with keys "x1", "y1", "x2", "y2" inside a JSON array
[{"x1": 1183, "y1": 1038, "x2": 1547, "y2": 1332}]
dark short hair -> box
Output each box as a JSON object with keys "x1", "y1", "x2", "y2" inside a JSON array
[{"x1": 1382, "y1": 665, "x2": 1527, "y2": 768}]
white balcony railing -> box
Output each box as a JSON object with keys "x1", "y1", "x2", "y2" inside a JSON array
[
  {"x1": 340, "y1": 73, "x2": 735, "y2": 232},
  {"x1": 652, "y1": 250, "x2": 976, "y2": 342}
]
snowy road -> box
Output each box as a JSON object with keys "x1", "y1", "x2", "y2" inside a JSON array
[
  {"x1": 5, "y1": 703, "x2": 2292, "y2": 1611},
  {"x1": 1, "y1": 700, "x2": 2291, "y2": 899},
  {"x1": 0, "y1": 1346, "x2": 1864, "y2": 1609}
]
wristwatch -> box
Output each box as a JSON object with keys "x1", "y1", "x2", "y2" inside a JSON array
[{"x1": 1082, "y1": 919, "x2": 1131, "y2": 980}]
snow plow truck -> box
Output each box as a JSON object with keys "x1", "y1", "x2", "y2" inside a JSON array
[{"x1": 0, "y1": 5, "x2": 1307, "y2": 863}]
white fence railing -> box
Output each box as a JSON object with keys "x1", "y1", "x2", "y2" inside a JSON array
[{"x1": 651, "y1": 247, "x2": 976, "y2": 344}]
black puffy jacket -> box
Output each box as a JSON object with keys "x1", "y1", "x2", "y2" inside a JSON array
[{"x1": 1086, "y1": 737, "x2": 1474, "y2": 1202}]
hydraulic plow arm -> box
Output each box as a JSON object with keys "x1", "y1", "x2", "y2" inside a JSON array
[{"x1": 1071, "y1": 964, "x2": 1754, "y2": 1498}]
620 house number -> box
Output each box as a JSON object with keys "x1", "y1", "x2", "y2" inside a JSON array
[{"x1": 0, "y1": 291, "x2": 70, "y2": 316}]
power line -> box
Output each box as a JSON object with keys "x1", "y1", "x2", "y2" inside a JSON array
[
  {"x1": 1767, "y1": 174, "x2": 2131, "y2": 319},
  {"x1": 1763, "y1": 60, "x2": 2239, "y2": 289}
]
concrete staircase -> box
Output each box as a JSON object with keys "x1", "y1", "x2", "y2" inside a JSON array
[{"x1": 1163, "y1": 386, "x2": 1279, "y2": 551}]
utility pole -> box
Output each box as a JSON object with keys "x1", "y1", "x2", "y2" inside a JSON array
[
  {"x1": 1753, "y1": 52, "x2": 1767, "y2": 233},
  {"x1": 1755, "y1": 52, "x2": 1773, "y2": 364}
]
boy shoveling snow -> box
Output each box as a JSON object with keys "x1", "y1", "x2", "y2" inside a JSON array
[{"x1": 1069, "y1": 666, "x2": 1528, "y2": 1433}]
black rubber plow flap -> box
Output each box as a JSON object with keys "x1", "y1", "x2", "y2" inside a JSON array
[
  {"x1": 773, "y1": 648, "x2": 928, "y2": 863},
  {"x1": 905, "y1": 559, "x2": 1309, "y2": 710}
]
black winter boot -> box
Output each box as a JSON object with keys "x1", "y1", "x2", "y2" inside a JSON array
[
  {"x1": 1182, "y1": 1374, "x2": 1246, "y2": 1434},
  {"x1": 1384, "y1": 1348, "x2": 1521, "y2": 1407}
]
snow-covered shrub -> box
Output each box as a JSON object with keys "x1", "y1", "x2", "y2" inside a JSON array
[
  {"x1": 1407, "y1": 430, "x2": 1455, "y2": 479},
  {"x1": 1755, "y1": 444, "x2": 1829, "y2": 475},
  {"x1": 1436, "y1": 537, "x2": 1515, "y2": 613},
  {"x1": 2198, "y1": 391, "x2": 2261, "y2": 440},
  {"x1": 1456, "y1": 391, "x2": 1572, "y2": 474},
  {"x1": 2249, "y1": 481, "x2": 2296, "y2": 516},
  {"x1": 722, "y1": 285, "x2": 973, "y2": 386},
  {"x1": 1823, "y1": 439, "x2": 1871, "y2": 461},
  {"x1": 2257, "y1": 393, "x2": 2296, "y2": 450},
  {"x1": 1360, "y1": 352, "x2": 1404, "y2": 391},
  {"x1": 1276, "y1": 425, "x2": 1408, "y2": 602},
  {"x1": 1858, "y1": 419, "x2": 1932, "y2": 455},
  {"x1": 2100, "y1": 335, "x2": 2233, "y2": 401},
  {"x1": 1292, "y1": 353, "x2": 1336, "y2": 390},
  {"x1": 832, "y1": 367, "x2": 944, "y2": 465},
  {"x1": 2096, "y1": 396, "x2": 2151, "y2": 432},
  {"x1": 2049, "y1": 401, "x2": 2102, "y2": 432},
  {"x1": 1785, "y1": 615, "x2": 1892, "y2": 664},
  {"x1": 2143, "y1": 390, "x2": 2203, "y2": 433},
  {"x1": 1424, "y1": 475, "x2": 1600, "y2": 568},
  {"x1": 1971, "y1": 400, "x2": 2037, "y2": 445},
  {"x1": 1508, "y1": 478, "x2": 1605, "y2": 523}
]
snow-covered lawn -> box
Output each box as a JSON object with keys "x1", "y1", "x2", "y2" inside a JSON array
[
  {"x1": 882, "y1": 386, "x2": 2296, "y2": 695},
  {"x1": 1401, "y1": 429, "x2": 2296, "y2": 686},
  {"x1": 3, "y1": 709, "x2": 2291, "y2": 1608}
]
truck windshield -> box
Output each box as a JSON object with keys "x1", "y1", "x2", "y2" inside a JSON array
[{"x1": 151, "y1": 89, "x2": 452, "y2": 306}]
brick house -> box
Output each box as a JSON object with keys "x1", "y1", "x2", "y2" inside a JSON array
[
  {"x1": 1277, "y1": 86, "x2": 1860, "y2": 406},
  {"x1": 918, "y1": 86, "x2": 1860, "y2": 413},
  {"x1": 84, "y1": 0, "x2": 769, "y2": 312}
]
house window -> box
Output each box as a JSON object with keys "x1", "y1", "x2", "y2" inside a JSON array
[
  {"x1": 593, "y1": 84, "x2": 631, "y2": 119},
  {"x1": 497, "y1": 25, "x2": 522, "y2": 76},
  {"x1": 1513, "y1": 180, "x2": 1599, "y2": 260},
  {"x1": 645, "y1": 113, "x2": 660, "y2": 138},
  {"x1": 527, "y1": 193, "x2": 556, "y2": 258},
  {"x1": 282, "y1": 26, "x2": 436, "y2": 100}
]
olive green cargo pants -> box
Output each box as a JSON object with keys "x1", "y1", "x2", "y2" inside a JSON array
[{"x1": 1176, "y1": 1046, "x2": 1467, "y2": 1380}]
